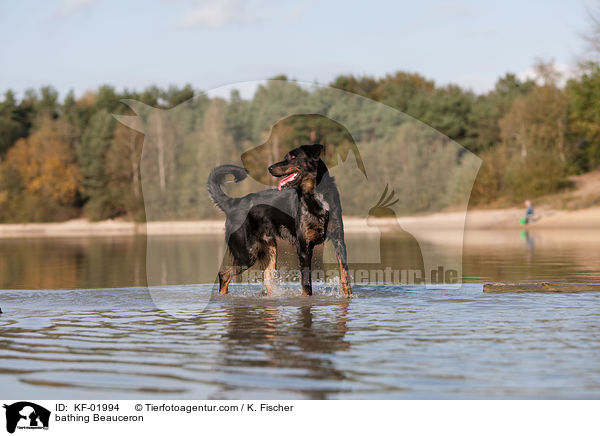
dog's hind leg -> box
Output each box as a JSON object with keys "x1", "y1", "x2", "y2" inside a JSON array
[
  {"x1": 218, "y1": 267, "x2": 234, "y2": 294},
  {"x1": 218, "y1": 265, "x2": 248, "y2": 294},
  {"x1": 219, "y1": 230, "x2": 259, "y2": 294},
  {"x1": 263, "y1": 243, "x2": 278, "y2": 296}
]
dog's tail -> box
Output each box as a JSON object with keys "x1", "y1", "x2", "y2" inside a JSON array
[{"x1": 207, "y1": 165, "x2": 248, "y2": 212}]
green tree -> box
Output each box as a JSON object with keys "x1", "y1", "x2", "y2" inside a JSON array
[
  {"x1": 77, "y1": 110, "x2": 117, "y2": 219},
  {"x1": 250, "y1": 78, "x2": 310, "y2": 143},
  {"x1": 177, "y1": 98, "x2": 236, "y2": 219},
  {"x1": 567, "y1": 62, "x2": 600, "y2": 170},
  {"x1": 0, "y1": 90, "x2": 28, "y2": 155},
  {"x1": 105, "y1": 124, "x2": 145, "y2": 220},
  {"x1": 412, "y1": 84, "x2": 475, "y2": 144},
  {"x1": 330, "y1": 74, "x2": 378, "y2": 98},
  {"x1": 162, "y1": 84, "x2": 194, "y2": 108},
  {"x1": 467, "y1": 73, "x2": 534, "y2": 154},
  {"x1": 371, "y1": 71, "x2": 435, "y2": 113},
  {"x1": 498, "y1": 68, "x2": 570, "y2": 199},
  {"x1": 34, "y1": 86, "x2": 59, "y2": 123},
  {"x1": 226, "y1": 89, "x2": 253, "y2": 145}
]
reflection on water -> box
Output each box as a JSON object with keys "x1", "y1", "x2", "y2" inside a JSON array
[
  {"x1": 1, "y1": 230, "x2": 600, "y2": 399},
  {"x1": 1, "y1": 285, "x2": 599, "y2": 399},
  {"x1": 3, "y1": 229, "x2": 600, "y2": 289},
  {"x1": 217, "y1": 299, "x2": 350, "y2": 399},
  {"x1": 461, "y1": 229, "x2": 600, "y2": 283},
  {"x1": 0, "y1": 236, "x2": 149, "y2": 290}
]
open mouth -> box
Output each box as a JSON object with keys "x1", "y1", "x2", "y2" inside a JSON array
[{"x1": 277, "y1": 172, "x2": 299, "y2": 190}]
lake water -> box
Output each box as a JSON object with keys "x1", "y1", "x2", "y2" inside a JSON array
[{"x1": 1, "y1": 229, "x2": 600, "y2": 399}]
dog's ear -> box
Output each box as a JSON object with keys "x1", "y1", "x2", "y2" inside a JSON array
[{"x1": 303, "y1": 144, "x2": 323, "y2": 161}]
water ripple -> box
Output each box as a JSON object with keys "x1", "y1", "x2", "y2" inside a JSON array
[{"x1": 1, "y1": 284, "x2": 600, "y2": 399}]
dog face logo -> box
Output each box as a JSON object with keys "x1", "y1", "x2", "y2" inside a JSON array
[{"x1": 3, "y1": 402, "x2": 50, "y2": 434}]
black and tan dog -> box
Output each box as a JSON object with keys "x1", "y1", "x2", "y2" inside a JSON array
[{"x1": 207, "y1": 144, "x2": 351, "y2": 296}]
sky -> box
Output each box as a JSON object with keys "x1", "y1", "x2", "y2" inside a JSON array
[{"x1": 0, "y1": 0, "x2": 592, "y2": 99}]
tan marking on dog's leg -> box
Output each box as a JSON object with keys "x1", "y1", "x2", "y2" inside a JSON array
[
  {"x1": 338, "y1": 259, "x2": 352, "y2": 296},
  {"x1": 263, "y1": 245, "x2": 277, "y2": 295},
  {"x1": 219, "y1": 267, "x2": 233, "y2": 294}
]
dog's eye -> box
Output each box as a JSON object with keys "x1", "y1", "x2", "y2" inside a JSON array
[{"x1": 289, "y1": 155, "x2": 296, "y2": 159}]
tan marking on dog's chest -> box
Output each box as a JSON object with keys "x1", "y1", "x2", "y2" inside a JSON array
[
  {"x1": 301, "y1": 215, "x2": 327, "y2": 243},
  {"x1": 300, "y1": 177, "x2": 315, "y2": 193}
]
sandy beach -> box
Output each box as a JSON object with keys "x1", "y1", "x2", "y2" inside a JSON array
[{"x1": 0, "y1": 205, "x2": 597, "y2": 239}]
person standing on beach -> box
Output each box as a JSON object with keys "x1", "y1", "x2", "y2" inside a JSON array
[{"x1": 524, "y1": 200, "x2": 535, "y2": 224}]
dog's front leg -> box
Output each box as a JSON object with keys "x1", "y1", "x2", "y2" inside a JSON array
[
  {"x1": 263, "y1": 244, "x2": 277, "y2": 296},
  {"x1": 332, "y1": 239, "x2": 352, "y2": 296},
  {"x1": 298, "y1": 244, "x2": 313, "y2": 296}
]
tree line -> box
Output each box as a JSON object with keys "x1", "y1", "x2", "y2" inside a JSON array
[{"x1": 0, "y1": 60, "x2": 599, "y2": 222}]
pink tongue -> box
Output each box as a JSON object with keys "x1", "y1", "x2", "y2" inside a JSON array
[{"x1": 278, "y1": 173, "x2": 296, "y2": 190}]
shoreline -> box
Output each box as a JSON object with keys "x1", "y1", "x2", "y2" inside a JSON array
[{"x1": 0, "y1": 206, "x2": 598, "y2": 238}]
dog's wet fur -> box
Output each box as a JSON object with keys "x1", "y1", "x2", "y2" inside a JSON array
[{"x1": 207, "y1": 144, "x2": 351, "y2": 296}]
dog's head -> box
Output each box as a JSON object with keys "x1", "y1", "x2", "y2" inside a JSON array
[
  {"x1": 268, "y1": 144, "x2": 323, "y2": 191},
  {"x1": 241, "y1": 114, "x2": 366, "y2": 187}
]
